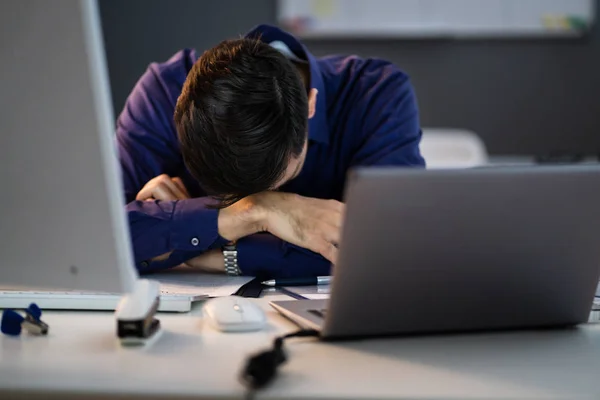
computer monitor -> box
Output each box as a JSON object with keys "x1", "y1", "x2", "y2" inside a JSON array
[{"x1": 0, "y1": 0, "x2": 137, "y2": 293}]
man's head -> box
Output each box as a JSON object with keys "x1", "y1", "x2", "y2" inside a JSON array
[{"x1": 174, "y1": 38, "x2": 317, "y2": 207}]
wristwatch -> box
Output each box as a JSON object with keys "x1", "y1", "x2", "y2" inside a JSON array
[{"x1": 223, "y1": 242, "x2": 241, "y2": 276}]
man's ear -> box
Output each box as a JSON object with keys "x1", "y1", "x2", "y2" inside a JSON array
[{"x1": 308, "y1": 89, "x2": 318, "y2": 119}]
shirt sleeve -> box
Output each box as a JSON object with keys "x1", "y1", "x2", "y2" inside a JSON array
[
  {"x1": 116, "y1": 59, "x2": 225, "y2": 273},
  {"x1": 236, "y1": 234, "x2": 331, "y2": 278},
  {"x1": 350, "y1": 60, "x2": 426, "y2": 167}
]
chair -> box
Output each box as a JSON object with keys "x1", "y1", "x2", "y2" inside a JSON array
[{"x1": 420, "y1": 128, "x2": 488, "y2": 169}]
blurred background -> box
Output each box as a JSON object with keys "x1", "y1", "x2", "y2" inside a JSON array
[{"x1": 99, "y1": 0, "x2": 599, "y2": 160}]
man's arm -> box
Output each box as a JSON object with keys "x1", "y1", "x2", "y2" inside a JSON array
[
  {"x1": 182, "y1": 192, "x2": 343, "y2": 277},
  {"x1": 117, "y1": 64, "x2": 341, "y2": 275},
  {"x1": 118, "y1": 53, "x2": 342, "y2": 276},
  {"x1": 185, "y1": 234, "x2": 331, "y2": 278},
  {"x1": 128, "y1": 174, "x2": 262, "y2": 270},
  {"x1": 183, "y1": 62, "x2": 424, "y2": 277},
  {"x1": 137, "y1": 180, "x2": 341, "y2": 278}
]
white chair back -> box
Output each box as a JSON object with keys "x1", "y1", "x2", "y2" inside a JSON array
[{"x1": 420, "y1": 128, "x2": 488, "y2": 169}]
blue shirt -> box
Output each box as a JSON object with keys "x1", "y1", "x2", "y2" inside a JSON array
[{"x1": 117, "y1": 24, "x2": 425, "y2": 278}]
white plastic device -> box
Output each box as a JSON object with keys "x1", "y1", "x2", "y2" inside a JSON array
[
  {"x1": 115, "y1": 280, "x2": 162, "y2": 345},
  {"x1": 203, "y1": 296, "x2": 267, "y2": 332}
]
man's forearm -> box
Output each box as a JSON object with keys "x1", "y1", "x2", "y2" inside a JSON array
[
  {"x1": 173, "y1": 196, "x2": 269, "y2": 274},
  {"x1": 184, "y1": 233, "x2": 332, "y2": 277},
  {"x1": 132, "y1": 191, "x2": 341, "y2": 274},
  {"x1": 185, "y1": 196, "x2": 268, "y2": 274},
  {"x1": 184, "y1": 249, "x2": 224, "y2": 273},
  {"x1": 127, "y1": 197, "x2": 226, "y2": 271}
]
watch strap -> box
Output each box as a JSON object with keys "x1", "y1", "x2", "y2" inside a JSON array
[{"x1": 223, "y1": 243, "x2": 241, "y2": 276}]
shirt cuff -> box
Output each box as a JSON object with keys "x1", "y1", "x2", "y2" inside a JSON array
[
  {"x1": 236, "y1": 234, "x2": 285, "y2": 277},
  {"x1": 236, "y1": 234, "x2": 331, "y2": 278},
  {"x1": 170, "y1": 198, "x2": 227, "y2": 252}
]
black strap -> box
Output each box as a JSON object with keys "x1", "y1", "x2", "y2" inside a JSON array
[{"x1": 233, "y1": 276, "x2": 266, "y2": 298}]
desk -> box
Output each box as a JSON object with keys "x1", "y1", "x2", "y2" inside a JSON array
[{"x1": 1, "y1": 296, "x2": 600, "y2": 400}]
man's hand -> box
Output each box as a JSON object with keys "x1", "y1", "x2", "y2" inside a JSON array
[
  {"x1": 136, "y1": 175, "x2": 190, "y2": 264},
  {"x1": 136, "y1": 174, "x2": 190, "y2": 201},
  {"x1": 220, "y1": 192, "x2": 343, "y2": 264},
  {"x1": 258, "y1": 193, "x2": 344, "y2": 264}
]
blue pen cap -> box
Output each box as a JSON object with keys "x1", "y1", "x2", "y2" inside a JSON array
[
  {"x1": 1, "y1": 309, "x2": 25, "y2": 336},
  {"x1": 26, "y1": 303, "x2": 42, "y2": 320}
]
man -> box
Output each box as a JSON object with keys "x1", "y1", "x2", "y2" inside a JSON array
[{"x1": 118, "y1": 24, "x2": 425, "y2": 278}]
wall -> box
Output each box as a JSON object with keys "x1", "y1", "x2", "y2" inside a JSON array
[
  {"x1": 100, "y1": 0, "x2": 600, "y2": 155},
  {"x1": 99, "y1": 0, "x2": 276, "y2": 117}
]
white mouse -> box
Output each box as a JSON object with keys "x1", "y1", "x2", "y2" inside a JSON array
[{"x1": 202, "y1": 296, "x2": 266, "y2": 332}]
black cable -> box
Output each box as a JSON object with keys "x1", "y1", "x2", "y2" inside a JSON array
[{"x1": 240, "y1": 329, "x2": 320, "y2": 393}]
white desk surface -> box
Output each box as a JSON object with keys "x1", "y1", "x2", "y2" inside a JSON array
[{"x1": 1, "y1": 296, "x2": 600, "y2": 400}]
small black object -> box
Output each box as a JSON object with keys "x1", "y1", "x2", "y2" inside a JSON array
[
  {"x1": 240, "y1": 329, "x2": 319, "y2": 390},
  {"x1": 242, "y1": 338, "x2": 287, "y2": 389},
  {"x1": 234, "y1": 276, "x2": 267, "y2": 298}
]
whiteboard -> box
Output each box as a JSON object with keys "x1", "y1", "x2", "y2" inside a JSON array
[{"x1": 277, "y1": 0, "x2": 595, "y2": 38}]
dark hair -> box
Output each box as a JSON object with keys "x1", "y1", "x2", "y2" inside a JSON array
[{"x1": 174, "y1": 38, "x2": 308, "y2": 208}]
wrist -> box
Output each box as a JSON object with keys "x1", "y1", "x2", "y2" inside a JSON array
[
  {"x1": 222, "y1": 242, "x2": 242, "y2": 276},
  {"x1": 217, "y1": 194, "x2": 268, "y2": 241},
  {"x1": 184, "y1": 250, "x2": 225, "y2": 273}
]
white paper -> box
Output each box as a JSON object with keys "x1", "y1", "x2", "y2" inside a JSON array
[
  {"x1": 150, "y1": 267, "x2": 253, "y2": 298},
  {"x1": 302, "y1": 293, "x2": 331, "y2": 300}
]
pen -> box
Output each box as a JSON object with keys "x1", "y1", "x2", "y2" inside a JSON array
[
  {"x1": 261, "y1": 276, "x2": 332, "y2": 287},
  {"x1": 276, "y1": 287, "x2": 310, "y2": 300}
]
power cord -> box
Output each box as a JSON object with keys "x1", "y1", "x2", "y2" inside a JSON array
[{"x1": 240, "y1": 329, "x2": 319, "y2": 398}]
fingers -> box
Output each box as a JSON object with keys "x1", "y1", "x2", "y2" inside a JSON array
[
  {"x1": 136, "y1": 174, "x2": 170, "y2": 201},
  {"x1": 172, "y1": 177, "x2": 190, "y2": 198},
  {"x1": 319, "y1": 221, "x2": 341, "y2": 246},
  {"x1": 262, "y1": 194, "x2": 344, "y2": 264},
  {"x1": 312, "y1": 199, "x2": 345, "y2": 228},
  {"x1": 135, "y1": 174, "x2": 190, "y2": 201},
  {"x1": 307, "y1": 236, "x2": 339, "y2": 264},
  {"x1": 162, "y1": 177, "x2": 188, "y2": 200},
  {"x1": 306, "y1": 215, "x2": 342, "y2": 263},
  {"x1": 136, "y1": 182, "x2": 156, "y2": 201},
  {"x1": 325, "y1": 243, "x2": 338, "y2": 265},
  {"x1": 152, "y1": 184, "x2": 180, "y2": 201}
]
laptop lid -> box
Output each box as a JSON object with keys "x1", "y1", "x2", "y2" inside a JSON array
[{"x1": 320, "y1": 166, "x2": 600, "y2": 339}]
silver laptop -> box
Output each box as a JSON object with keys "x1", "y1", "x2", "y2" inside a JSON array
[{"x1": 271, "y1": 166, "x2": 600, "y2": 339}]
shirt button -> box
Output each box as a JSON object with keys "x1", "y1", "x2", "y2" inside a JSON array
[{"x1": 191, "y1": 237, "x2": 200, "y2": 246}]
